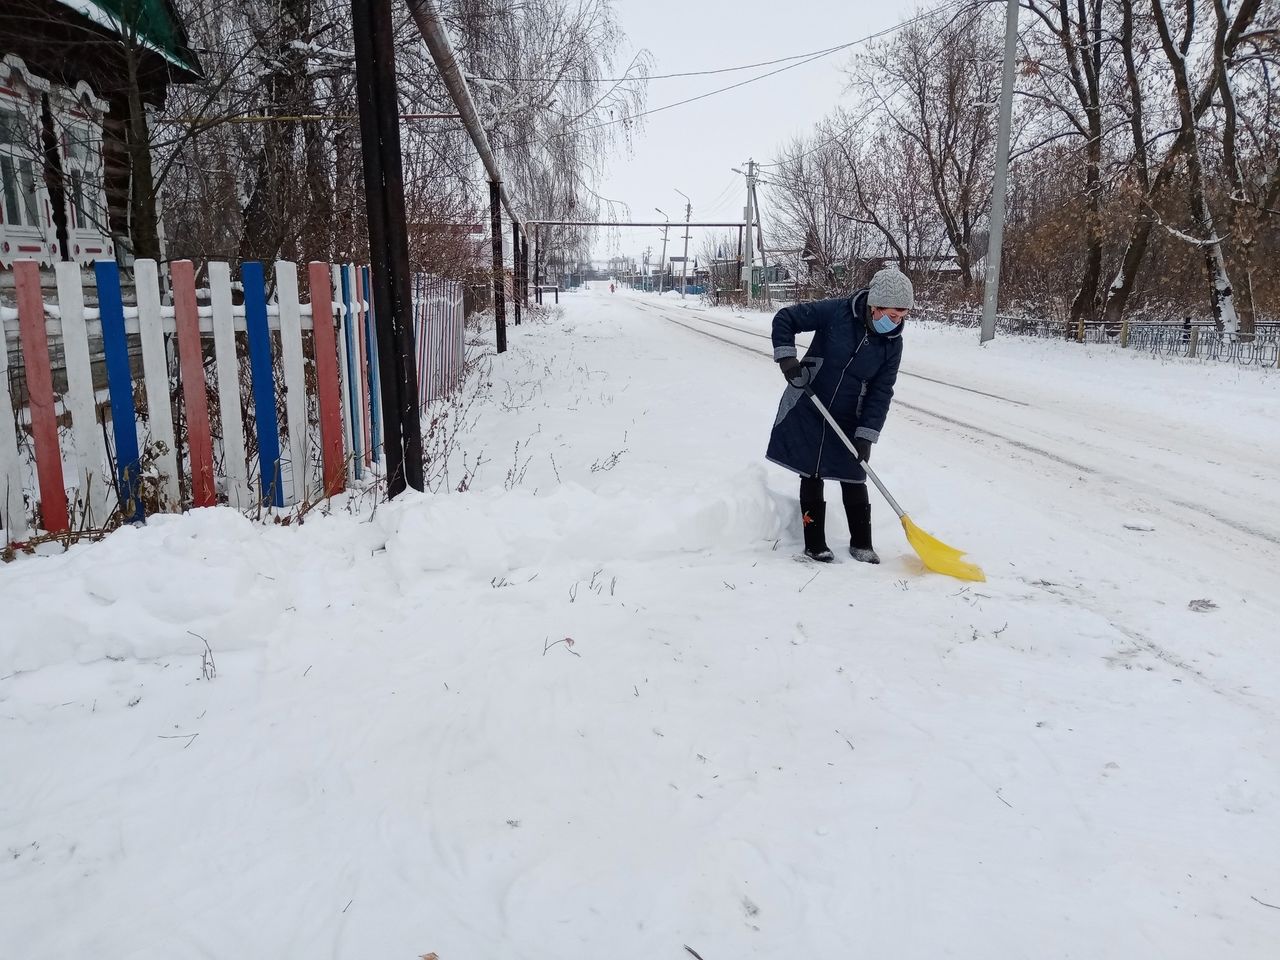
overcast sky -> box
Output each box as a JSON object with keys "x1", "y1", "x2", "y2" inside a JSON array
[{"x1": 589, "y1": 0, "x2": 918, "y2": 262}]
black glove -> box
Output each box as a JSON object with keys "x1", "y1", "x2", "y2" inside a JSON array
[
  {"x1": 854, "y1": 438, "x2": 872, "y2": 464},
  {"x1": 779, "y1": 357, "x2": 810, "y2": 387}
]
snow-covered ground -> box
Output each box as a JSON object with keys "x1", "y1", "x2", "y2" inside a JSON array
[{"x1": 3, "y1": 287, "x2": 1279, "y2": 958}]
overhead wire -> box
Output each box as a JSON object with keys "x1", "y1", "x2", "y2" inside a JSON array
[
  {"x1": 473, "y1": 39, "x2": 868, "y2": 84},
  {"x1": 494, "y1": 0, "x2": 979, "y2": 157}
]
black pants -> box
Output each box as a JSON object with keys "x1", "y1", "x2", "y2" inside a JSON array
[{"x1": 800, "y1": 476, "x2": 868, "y2": 512}]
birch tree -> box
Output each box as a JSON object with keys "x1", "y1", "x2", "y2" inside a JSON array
[{"x1": 1102, "y1": 0, "x2": 1262, "y2": 331}]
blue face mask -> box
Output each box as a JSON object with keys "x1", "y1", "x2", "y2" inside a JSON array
[{"x1": 873, "y1": 313, "x2": 900, "y2": 334}]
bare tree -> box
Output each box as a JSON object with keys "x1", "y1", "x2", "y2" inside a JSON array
[
  {"x1": 1020, "y1": 0, "x2": 1120, "y2": 324},
  {"x1": 766, "y1": 116, "x2": 873, "y2": 294},
  {"x1": 848, "y1": 5, "x2": 1003, "y2": 292},
  {"x1": 1207, "y1": 0, "x2": 1279, "y2": 337},
  {"x1": 1101, "y1": 0, "x2": 1262, "y2": 331}
]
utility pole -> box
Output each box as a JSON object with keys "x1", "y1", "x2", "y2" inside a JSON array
[
  {"x1": 751, "y1": 178, "x2": 772, "y2": 306},
  {"x1": 981, "y1": 0, "x2": 1019, "y2": 344},
  {"x1": 490, "y1": 180, "x2": 507, "y2": 352},
  {"x1": 736, "y1": 223, "x2": 744, "y2": 297},
  {"x1": 511, "y1": 220, "x2": 521, "y2": 326},
  {"x1": 408, "y1": 0, "x2": 520, "y2": 355},
  {"x1": 520, "y1": 230, "x2": 529, "y2": 308},
  {"x1": 656, "y1": 207, "x2": 669, "y2": 294},
  {"x1": 740, "y1": 159, "x2": 756, "y2": 303},
  {"x1": 676, "y1": 189, "x2": 691, "y2": 298},
  {"x1": 351, "y1": 0, "x2": 423, "y2": 495}
]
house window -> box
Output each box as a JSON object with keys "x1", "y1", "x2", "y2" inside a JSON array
[
  {"x1": 64, "y1": 121, "x2": 105, "y2": 233},
  {"x1": 0, "y1": 108, "x2": 41, "y2": 228}
]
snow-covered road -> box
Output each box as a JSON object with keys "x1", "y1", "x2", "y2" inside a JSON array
[
  {"x1": 3, "y1": 288, "x2": 1278, "y2": 958},
  {"x1": 629, "y1": 290, "x2": 1280, "y2": 697}
]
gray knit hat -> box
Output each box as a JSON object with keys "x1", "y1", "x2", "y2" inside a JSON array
[{"x1": 867, "y1": 266, "x2": 914, "y2": 310}]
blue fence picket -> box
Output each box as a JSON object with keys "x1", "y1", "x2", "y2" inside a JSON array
[
  {"x1": 362, "y1": 266, "x2": 382, "y2": 464},
  {"x1": 339, "y1": 265, "x2": 363, "y2": 478},
  {"x1": 241, "y1": 262, "x2": 284, "y2": 507},
  {"x1": 95, "y1": 261, "x2": 143, "y2": 522}
]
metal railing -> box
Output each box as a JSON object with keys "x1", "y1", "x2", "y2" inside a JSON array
[{"x1": 912, "y1": 306, "x2": 1280, "y2": 367}]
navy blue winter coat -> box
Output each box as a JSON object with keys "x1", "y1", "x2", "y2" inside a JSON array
[{"x1": 766, "y1": 288, "x2": 903, "y2": 483}]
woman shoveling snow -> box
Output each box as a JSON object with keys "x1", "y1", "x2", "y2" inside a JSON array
[{"x1": 766, "y1": 266, "x2": 911, "y2": 564}]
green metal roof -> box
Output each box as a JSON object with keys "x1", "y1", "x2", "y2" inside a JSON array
[{"x1": 55, "y1": 0, "x2": 202, "y2": 77}]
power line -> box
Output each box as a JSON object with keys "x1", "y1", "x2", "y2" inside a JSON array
[
  {"x1": 472, "y1": 38, "x2": 866, "y2": 84},
  {"x1": 494, "y1": 0, "x2": 979, "y2": 157},
  {"x1": 756, "y1": 102, "x2": 884, "y2": 169},
  {"x1": 698, "y1": 174, "x2": 744, "y2": 215},
  {"x1": 758, "y1": 0, "x2": 995, "y2": 167}
]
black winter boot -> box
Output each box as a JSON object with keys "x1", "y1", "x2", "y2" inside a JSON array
[
  {"x1": 801, "y1": 501, "x2": 834, "y2": 563},
  {"x1": 842, "y1": 482, "x2": 880, "y2": 564}
]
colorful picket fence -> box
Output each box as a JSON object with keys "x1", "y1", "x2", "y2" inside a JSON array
[{"x1": 0, "y1": 260, "x2": 466, "y2": 543}]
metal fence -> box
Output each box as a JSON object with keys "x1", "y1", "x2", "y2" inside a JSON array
[{"x1": 912, "y1": 307, "x2": 1280, "y2": 367}]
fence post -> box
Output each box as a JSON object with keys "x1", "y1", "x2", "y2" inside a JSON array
[
  {"x1": 172, "y1": 260, "x2": 217, "y2": 508},
  {"x1": 0, "y1": 295, "x2": 26, "y2": 538},
  {"x1": 134, "y1": 260, "x2": 180, "y2": 508},
  {"x1": 1120, "y1": 318, "x2": 1129, "y2": 348},
  {"x1": 308, "y1": 262, "x2": 347, "y2": 498},
  {"x1": 333, "y1": 264, "x2": 357, "y2": 482},
  {"x1": 242, "y1": 261, "x2": 285, "y2": 508},
  {"x1": 209, "y1": 261, "x2": 251, "y2": 509},
  {"x1": 1189, "y1": 327, "x2": 1199, "y2": 358},
  {"x1": 96, "y1": 260, "x2": 144, "y2": 523},
  {"x1": 15, "y1": 261, "x2": 69, "y2": 533},
  {"x1": 55, "y1": 260, "x2": 109, "y2": 525},
  {"x1": 275, "y1": 261, "x2": 309, "y2": 504}
]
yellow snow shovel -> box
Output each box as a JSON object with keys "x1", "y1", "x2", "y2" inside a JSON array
[{"x1": 804, "y1": 388, "x2": 985, "y2": 581}]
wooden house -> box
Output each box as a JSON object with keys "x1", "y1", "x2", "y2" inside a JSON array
[{"x1": 0, "y1": 0, "x2": 201, "y2": 273}]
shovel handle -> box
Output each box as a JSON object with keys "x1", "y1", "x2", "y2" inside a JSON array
[{"x1": 803, "y1": 387, "x2": 907, "y2": 519}]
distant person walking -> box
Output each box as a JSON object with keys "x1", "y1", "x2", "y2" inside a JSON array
[{"x1": 766, "y1": 266, "x2": 911, "y2": 563}]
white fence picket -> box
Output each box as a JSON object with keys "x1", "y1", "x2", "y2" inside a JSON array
[
  {"x1": 0, "y1": 309, "x2": 26, "y2": 539},
  {"x1": 209, "y1": 262, "x2": 251, "y2": 509},
  {"x1": 55, "y1": 261, "x2": 110, "y2": 524},
  {"x1": 447, "y1": 281, "x2": 463, "y2": 388},
  {"x1": 333, "y1": 264, "x2": 356, "y2": 482},
  {"x1": 349, "y1": 264, "x2": 368, "y2": 470},
  {"x1": 275, "y1": 261, "x2": 309, "y2": 505},
  {"x1": 134, "y1": 259, "x2": 179, "y2": 507}
]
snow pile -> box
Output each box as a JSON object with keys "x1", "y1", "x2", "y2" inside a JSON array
[
  {"x1": 387, "y1": 468, "x2": 788, "y2": 573},
  {"x1": 2, "y1": 467, "x2": 788, "y2": 675}
]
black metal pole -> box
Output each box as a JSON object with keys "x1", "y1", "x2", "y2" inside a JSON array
[
  {"x1": 351, "y1": 0, "x2": 402, "y2": 492},
  {"x1": 534, "y1": 227, "x2": 541, "y2": 305},
  {"x1": 520, "y1": 231, "x2": 529, "y2": 308},
  {"x1": 490, "y1": 179, "x2": 507, "y2": 353},
  {"x1": 371, "y1": 0, "x2": 423, "y2": 492},
  {"x1": 352, "y1": 0, "x2": 423, "y2": 495},
  {"x1": 511, "y1": 220, "x2": 521, "y2": 327}
]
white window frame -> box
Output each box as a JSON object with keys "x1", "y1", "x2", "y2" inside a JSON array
[
  {"x1": 0, "y1": 55, "x2": 57, "y2": 268},
  {"x1": 54, "y1": 81, "x2": 113, "y2": 264}
]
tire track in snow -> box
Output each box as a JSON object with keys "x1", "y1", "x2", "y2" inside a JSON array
[{"x1": 629, "y1": 300, "x2": 1029, "y2": 407}]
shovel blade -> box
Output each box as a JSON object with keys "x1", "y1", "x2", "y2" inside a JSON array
[{"x1": 901, "y1": 515, "x2": 986, "y2": 582}]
